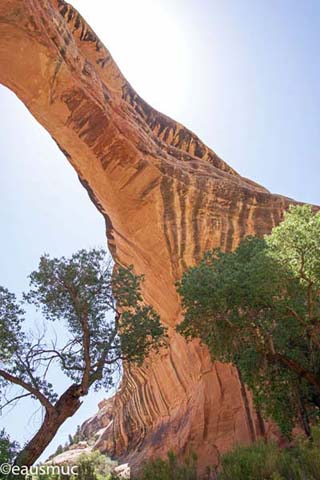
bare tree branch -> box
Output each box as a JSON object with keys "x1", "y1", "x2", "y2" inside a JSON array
[
  {"x1": 0, "y1": 369, "x2": 53, "y2": 413},
  {"x1": 1, "y1": 392, "x2": 32, "y2": 412}
]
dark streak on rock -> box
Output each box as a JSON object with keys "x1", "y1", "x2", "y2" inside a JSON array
[
  {"x1": 169, "y1": 348, "x2": 187, "y2": 395},
  {"x1": 160, "y1": 177, "x2": 179, "y2": 276},
  {"x1": 237, "y1": 368, "x2": 256, "y2": 443},
  {"x1": 83, "y1": 29, "x2": 96, "y2": 43},
  {"x1": 67, "y1": 7, "x2": 74, "y2": 23},
  {"x1": 59, "y1": 3, "x2": 68, "y2": 18},
  {"x1": 52, "y1": 139, "x2": 71, "y2": 160},
  {"x1": 177, "y1": 182, "x2": 188, "y2": 272},
  {"x1": 78, "y1": 176, "x2": 116, "y2": 258},
  {"x1": 139, "y1": 177, "x2": 160, "y2": 201},
  {"x1": 119, "y1": 160, "x2": 148, "y2": 191},
  {"x1": 82, "y1": 60, "x2": 91, "y2": 77},
  {"x1": 237, "y1": 201, "x2": 249, "y2": 244},
  {"x1": 192, "y1": 186, "x2": 204, "y2": 263},
  {"x1": 74, "y1": 13, "x2": 81, "y2": 31},
  {"x1": 225, "y1": 200, "x2": 236, "y2": 252}
]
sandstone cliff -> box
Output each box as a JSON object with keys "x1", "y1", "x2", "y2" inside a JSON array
[{"x1": 0, "y1": 0, "x2": 297, "y2": 471}]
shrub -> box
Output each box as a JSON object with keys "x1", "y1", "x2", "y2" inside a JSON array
[
  {"x1": 218, "y1": 441, "x2": 282, "y2": 480},
  {"x1": 218, "y1": 428, "x2": 320, "y2": 480},
  {"x1": 77, "y1": 451, "x2": 117, "y2": 479},
  {"x1": 134, "y1": 451, "x2": 198, "y2": 480},
  {"x1": 35, "y1": 451, "x2": 117, "y2": 480}
]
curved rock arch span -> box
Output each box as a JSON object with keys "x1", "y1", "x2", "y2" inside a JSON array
[{"x1": 0, "y1": 0, "x2": 299, "y2": 471}]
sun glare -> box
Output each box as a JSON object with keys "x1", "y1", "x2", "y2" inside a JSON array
[{"x1": 71, "y1": 0, "x2": 190, "y2": 119}]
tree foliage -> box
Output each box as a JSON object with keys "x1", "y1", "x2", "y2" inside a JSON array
[
  {"x1": 0, "y1": 429, "x2": 19, "y2": 466},
  {"x1": 0, "y1": 248, "x2": 166, "y2": 466},
  {"x1": 0, "y1": 287, "x2": 24, "y2": 361},
  {"x1": 177, "y1": 205, "x2": 320, "y2": 436}
]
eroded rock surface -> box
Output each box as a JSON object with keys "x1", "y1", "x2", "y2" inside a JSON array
[{"x1": 0, "y1": 0, "x2": 298, "y2": 471}]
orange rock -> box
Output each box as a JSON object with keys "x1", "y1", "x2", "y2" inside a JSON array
[{"x1": 0, "y1": 0, "x2": 304, "y2": 472}]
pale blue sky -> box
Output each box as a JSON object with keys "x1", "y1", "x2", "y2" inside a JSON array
[{"x1": 0, "y1": 0, "x2": 319, "y2": 462}]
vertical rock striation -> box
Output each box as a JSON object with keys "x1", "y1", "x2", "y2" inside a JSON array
[{"x1": 0, "y1": 0, "x2": 299, "y2": 470}]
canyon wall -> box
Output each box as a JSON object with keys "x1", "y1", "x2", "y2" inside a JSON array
[{"x1": 0, "y1": 0, "x2": 296, "y2": 471}]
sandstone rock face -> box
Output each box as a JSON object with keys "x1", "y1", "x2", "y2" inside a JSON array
[
  {"x1": 81, "y1": 398, "x2": 115, "y2": 450},
  {"x1": 0, "y1": 0, "x2": 297, "y2": 471}
]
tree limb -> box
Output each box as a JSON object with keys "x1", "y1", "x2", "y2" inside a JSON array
[
  {"x1": 1, "y1": 392, "x2": 32, "y2": 412},
  {"x1": 0, "y1": 369, "x2": 54, "y2": 413},
  {"x1": 267, "y1": 353, "x2": 320, "y2": 393}
]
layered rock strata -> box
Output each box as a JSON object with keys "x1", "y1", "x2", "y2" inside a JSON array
[{"x1": 0, "y1": 0, "x2": 297, "y2": 471}]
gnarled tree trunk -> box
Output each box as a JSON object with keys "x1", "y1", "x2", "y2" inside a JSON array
[{"x1": 14, "y1": 386, "x2": 82, "y2": 469}]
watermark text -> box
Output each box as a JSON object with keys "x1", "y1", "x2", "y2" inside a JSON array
[{"x1": 0, "y1": 463, "x2": 78, "y2": 478}]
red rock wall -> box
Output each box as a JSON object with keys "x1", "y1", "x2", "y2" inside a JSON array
[{"x1": 0, "y1": 0, "x2": 295, "y2": 471}]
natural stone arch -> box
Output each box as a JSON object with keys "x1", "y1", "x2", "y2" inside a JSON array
[{"x1": 0, "y1": 0, "x2": 296, "y2": 471}]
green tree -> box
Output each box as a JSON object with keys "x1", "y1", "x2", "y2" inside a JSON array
[
  {"x1": 72, "y1": 425, "x2": 82, "y2": 445},
  {"x1": 177, "y1": 205, "x2": 320, "y2": 436},
  {"x1": 0, "y1": 429, "x2": 19, "y2": 466},
  {"x1": 0, "y1": 249, "x2": 166, "y2": 469},
  {"x1": 55, "y1": 445, "x2": 64, "y2": 456}
]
